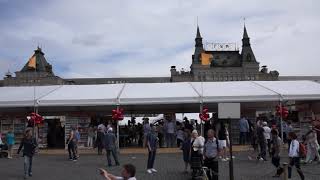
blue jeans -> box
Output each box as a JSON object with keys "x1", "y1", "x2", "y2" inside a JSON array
[
  {"x1": 106, "y1": 148, "x2": 119, "y2": 166},
  {"x1": 239, "y1": 132, "x2": 247, "y2": 144},
  {"x1": 24, "y1": 156, "x2": 33, "y2": 176},
  {"x1": 147, "y1": 150, "x2": 156, "y2": 169},
  {"x1": 166, "y1": 133, "x2": 175, "y2": 148}
]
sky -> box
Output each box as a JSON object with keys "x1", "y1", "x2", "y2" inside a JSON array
[{"x1": 0, "y1": 0, "x2": 319, "y2": 79}]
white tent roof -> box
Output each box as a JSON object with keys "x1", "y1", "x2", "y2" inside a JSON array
[
  {"x1": 0, "y1": 81, "x2": 320, "y2": 108},
  {"x1": 190, "y1": 81, "x2": 280, "y2": 102},
  {"x1": 119, "y1": 83, "x2": 199, "y2": 105},
  {"x1": 253, "y1": 81, "x2": 320, "y2": 101},
  {"x1": 38, "y1": 84, "x2": 124, "y2": 106},
  {"x1": 0, "y1": 85, "x2": 60, "y2": 107}
]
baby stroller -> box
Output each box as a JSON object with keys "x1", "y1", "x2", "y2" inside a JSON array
[
  {"x1": 0, "y1": 144, "x2": 8, "y2": 158},
  {"x1": 191, "y1": 156, "x2": 208, "y2": 180}
]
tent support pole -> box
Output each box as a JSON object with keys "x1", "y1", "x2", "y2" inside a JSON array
[
  {"x1": 200, "y1": 103, "x2": 203, "y2": 137},
  {"x1": 280, "y1": 101, "x2": 284, "y2": 143}
]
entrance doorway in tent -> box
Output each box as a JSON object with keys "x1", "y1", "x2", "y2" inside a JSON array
[{"x1": 47, "y1": 119, "x2": 65, "y2": 149}]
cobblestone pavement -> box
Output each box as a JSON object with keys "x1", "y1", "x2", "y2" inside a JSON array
[{"x1": 0, "y1": 151, "x2": 319, "y2": 180}]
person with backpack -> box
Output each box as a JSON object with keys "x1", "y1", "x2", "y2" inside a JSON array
[
  {"x1": 288, "y1": 132, "x2": 305, "y2": 180},
  {"x1": 17, "y1": 129, "x2": 38, "y2": 179},
  {"x1": 204, "y1": 129, "x2": 220, "y2": 180}
]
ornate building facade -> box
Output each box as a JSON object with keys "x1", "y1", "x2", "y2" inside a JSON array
[{"x1": 170, "y1": 25, "x2": 279, "y2": 82}]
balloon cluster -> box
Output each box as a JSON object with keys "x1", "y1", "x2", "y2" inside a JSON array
[
  {"x1": 27, "y1": 112, "x2": 44, "y2": 126},
  {"x1": 276, "y1": 105, "x2": 289, "y2": 119},
  {"x1": 112, "y1": 108, "x2": 124, "y2": 121},
  {"x1": 199, "y1": 107, "x2": 210, "y2": 121}
]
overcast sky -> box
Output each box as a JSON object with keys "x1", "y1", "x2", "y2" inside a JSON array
[{"x1": 0, "y1": 0, "x2": 319, "y2": 79}]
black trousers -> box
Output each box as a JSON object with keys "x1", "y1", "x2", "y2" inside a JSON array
[
  {"x1": 288, "y1": 157, "x2": 304, "y2": 179},
  {"x1": 258, "y1": 141, "x2": 266, "y2": 160},
  {"x1": 68, "y1": 141, "x2": 76, "y2": 160},
  {"x1": 204, "y1": 158, "x2": 219, "y2": 180}
]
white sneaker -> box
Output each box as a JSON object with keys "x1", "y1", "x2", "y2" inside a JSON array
[
  {"x1": 222, "y1": 158, "x2": 227, "y2": 161},
  {"x1": 225, "y1": 157, "x2": 230, "y2": 161},
  {"x1": 151, "y1": 168, "x2": 157, "y2": 173},
  {"x1": 147, "y1": 169, "x2": 152, "y2": 174}
]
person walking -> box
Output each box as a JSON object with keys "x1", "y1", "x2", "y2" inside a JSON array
[
  {"x1": 146, "y1": 125, "x2": 158, "y2": 174},
  {"x1": 288, "y1": 132, "x2": 305, "y2": 180},
  {"x1": 204, "y1": 129, "x2": 220, "y2": 180},
  {"x1": 105, "y1": 128, "x2": 120, "y2": 167},
  {"x1": 256, "y1": 123, "x2": 267, "y2": 161},
  {"x1": 87, "y1": 126, "x2": 95, "y2": 148},
  {"x1": 305, "y1": 126, "x2": 320, "y2": 163},
  {"x1": 270, "y1": 129, "x2": 283, "y2": 177},
  {"x1": 218, "y1": 123, "x2": 228, "y2": 161},
  {"x1": 190, "y1": 130, "x2": 205, "y2": 178},
  {"x1": 6, "y1": 129, "x2": 15, "y2": 159},
  {"x1": 17, "y1": 129, "x2": 38, "y2": 179},
  {"x1": 262, "y1": 122, "x2": 272, "y2": 156},
  {"x1": 239, "y1": 116, "x2": 249, "y2": 145},
  {"x1": 96, "y1": 127, "x2": 105, "y2": 155},
  {"x1": 67, "y1": 127, "x2": 77, "y2": 161},
  {"x1": 74, "y1": 127, "x2": 81, "y2": 158},
  {"x1": 181, "y1": 129, "x2": 191, "y2": 173}
]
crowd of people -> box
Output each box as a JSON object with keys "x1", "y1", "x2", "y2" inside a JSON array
[{"x1": 1, "y1": 116, "x2": 320, "y2": 180}]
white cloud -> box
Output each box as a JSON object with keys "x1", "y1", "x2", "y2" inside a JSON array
[{"x1": 0, "y1": 0, "x2": 319, "y2": 78}]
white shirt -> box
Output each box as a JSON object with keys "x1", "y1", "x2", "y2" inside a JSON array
[
  {"x1": 115, "y1": 177, "x2": 136, "y2": 180},
  {"x1": 263, "y1": 126, "x2": 271, "y2": 140},
  {"x1": 289, "y1": 139, "x2": 299, "y2": 157},
  {"x1": 192, "y1": 136, "x2": 205, "y2": 153}
]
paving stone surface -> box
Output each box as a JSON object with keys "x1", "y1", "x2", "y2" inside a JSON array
[{"x1": 0, "y1": 151, "x2": 319, "y2": 180}]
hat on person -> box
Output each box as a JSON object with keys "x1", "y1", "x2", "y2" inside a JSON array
[
  {"x1": 263, "y1": 122, "x2": 267, "y2": 126},
  {"x1": 107, "y1": 127, "x2": 113, "y2": 132}
]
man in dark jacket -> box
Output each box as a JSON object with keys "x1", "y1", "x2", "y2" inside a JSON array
[
  {"x1": 256, "y1": 124, "x2": 267, "y2": 161},
  {"x1": 17, "y1": 129, "x2": 38, "y2": 179}
]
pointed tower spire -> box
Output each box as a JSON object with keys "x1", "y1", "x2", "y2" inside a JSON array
[
  {"x1": 243, "y1": 24, "x2": 249, "y2": 39},
  {"x1": 196, "y1": 25, "x2": 202, "y2": 38},
  {"x1": 242, "y1": 24, "x2": 250, "y2": 47},
  {"x1": 192, "y1": 24, "x2": 204, "y2": 64},
  {"x1": 241, "y1": 23, "x2": 256, "y2": 62}
]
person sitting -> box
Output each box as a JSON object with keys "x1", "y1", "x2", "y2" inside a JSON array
[{"x1": 99, "y1": 164, "x2": 136, "y2": 180}]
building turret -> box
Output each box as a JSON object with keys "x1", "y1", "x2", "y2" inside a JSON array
[
  {"x1": 241, "y1": 25, "x2": 257, "y2": 63},
  {"x1": 193, "y1": 26, "x2": 204, "y2": 64}
]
